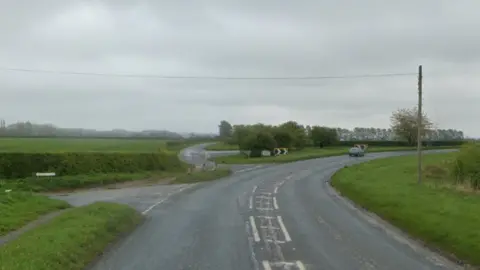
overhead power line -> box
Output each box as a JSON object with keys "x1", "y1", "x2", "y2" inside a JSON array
[{"x1": 0, "y1": 67, "x2": 417, "y2": 80}]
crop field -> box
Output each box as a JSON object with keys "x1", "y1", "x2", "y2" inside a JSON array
[{"x1": 0, "y1": 138, "x2": 171, "y2": 153}]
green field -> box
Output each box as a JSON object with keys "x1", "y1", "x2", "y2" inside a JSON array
[
  {"x1": 213, "y1": 145, "x2": 458, "y2": 164},
  {"x1": 0, "y1": 138, "x2": 171, "y2": 153},
  {"x1": 205, "y1": 142, "x2": 239, "y2": 151},
  {"x1": 0, "y1": 202, "x2": 143, "y2": 270},
  {"x1": 331, "y1": 152, "x2": 480, "y2": 267}
]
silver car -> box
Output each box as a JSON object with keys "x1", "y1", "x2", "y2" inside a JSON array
[{"x1": 348, "y1": 147, "x2": 365, "y2": 157}]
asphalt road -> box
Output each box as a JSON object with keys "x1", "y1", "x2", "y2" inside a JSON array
[{"x1": 75, "y1": 147, "x2": 460, "y2": 270}]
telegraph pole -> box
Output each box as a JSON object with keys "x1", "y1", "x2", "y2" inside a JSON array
[{"x1": 417, "y1": 65, "x2": 423, "y2": 184}]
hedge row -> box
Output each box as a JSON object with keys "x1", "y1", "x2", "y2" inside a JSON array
[
  {"x1": 0, "y1": 151, "x2": 186, "y2": 179},
  {"x1": 333, "y1": 140, "x2": 465, "y2": 147}
]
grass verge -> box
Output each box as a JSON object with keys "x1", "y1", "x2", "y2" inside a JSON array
[
  {"x1": 213, "y1": 146, "x2": 458, "y2": 164},
  {"x1": 0, "y1": 202, "x2": 143, "y2": 270},
  {"x1": 204, "y1": 142, "x2": 239, "y2": 151},
  {"x1": 171, "y1": 168, "x2": 232, "y2": 184},
  {"x1": 0, "y1": 192, "x2": 69, "y2": 236},
  {"x1": 331, "y1": 152, "x2": 480, "y2": 267},
  {"x1": 1, "y1": 171, "x2": 177, "y2": 192},
  {"x1": 1, "y1": 168, "x2": 233, "y2": 192}
]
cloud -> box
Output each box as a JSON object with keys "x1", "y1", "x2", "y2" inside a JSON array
[{"x1": 0, "y1": 0, "x2": 479, "y2": 136}]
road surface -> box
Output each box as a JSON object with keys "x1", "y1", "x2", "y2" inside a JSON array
[{"x1": 67, "y1": 146, "x2": 459, "y2": 270}]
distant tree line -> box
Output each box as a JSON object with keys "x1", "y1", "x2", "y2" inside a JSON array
[
  {"x1": 217, "y1": 107, "x2": 465, "y2": 155},
  {"x1": 0, "y1": 119, "x2": 210, "y2": 140}
]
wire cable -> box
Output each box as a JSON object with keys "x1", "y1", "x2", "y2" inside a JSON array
[{"x1": 0, "y1": 67, "x2": 417, "y2": 80}]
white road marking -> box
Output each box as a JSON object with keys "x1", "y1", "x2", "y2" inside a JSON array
[
  {"x1": 262, "y1": 261, "x2": 272, "y2": 270},
  {"x1": 256, "y1": 207, "x2": 274, "y2": 211},
  {"x1": 252, "y1": 185, "x2": 258, "y2": 193},
  {"x1": 250, "y1": 216, "x2": 261, "y2": 242},
  {"x1": 296, "y1": 261, "x2": 306, "y2": 270},
  {"x1": 265, "y1": 239, "x2": 286, "y2": 244},
  {"x1": 277, "y1": 216, "x2": 292, "y2": 242},
  {"x1": 249, "y1": 195, "x2": 253, "y2": 209},
  {"x1": 274, "y1": 186, "x2": 278, "y2": 194},
  {"x1": 257, "y1": 215, "x2": 276, "y2": 219},
  {"x1": 141, "y1": 185, "x2": 192, "y2": 215},
  {"x1": 273, "y1": 197, "x2": 279, "y2": 209},
  {"x1": 235, "y1": 165, "x2": 264, "y2": 174}
]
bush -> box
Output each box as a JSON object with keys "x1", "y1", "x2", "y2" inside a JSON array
[
  {"x1": 451, "y1": 142, "x2": 480, "y2": 189},
  {"x1": 0, "y1": 151, "x2": 186, "y2": 179}
]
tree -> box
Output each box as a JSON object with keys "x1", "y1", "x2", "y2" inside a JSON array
[
  {"x1": 310, "y1": 126, "x2": 338, "y2": 147},
  {"x1": 278, "y1": 121, "x2": 308, "y2": 149},
  {"x1": 240, "y1": 130, "x2": 277, "y2": 157},
  {"x1": 272, "y1": 128, "x2": 295, "y2": 149},
  {"x1": 390, "y1": 107, "x2": 433, "y2": 145},
  {"x1": 218, "y1": 120, "x2": 233, "y2": 138}
]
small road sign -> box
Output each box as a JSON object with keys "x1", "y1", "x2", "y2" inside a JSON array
[
  {"x1": 35, "y1": 172, "x2": 56, "y2": 177},
  {"x1": 273, "y1": 148, "x2": 288, "y2": 155}
]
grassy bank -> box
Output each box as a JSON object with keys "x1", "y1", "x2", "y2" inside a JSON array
[
  {"x1": 0, "y1": 202, "x2": 143, "y2": 270},
  {"x1": 205, "y1": 142, "x2": 239, "y2": 151},
  {"x1": 213, "y1": 146, "x2": 458, "y2": 164},
  {"x1": 0, "y1": 192, "x2": 70, "y2": 236},
  {"x1": 331, "y1": 152, "x2": 480, "y2": 267}
]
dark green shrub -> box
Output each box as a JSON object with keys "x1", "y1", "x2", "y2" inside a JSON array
[
  {"x1": 451, "y1": 142, "x2": 480, "y2": 189},
  {"x1": 0, "y1": 151, "x2": 186, "y2": 179}
]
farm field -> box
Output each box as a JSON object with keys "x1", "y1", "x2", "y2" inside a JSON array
[{"x1": 0, "y1": 137, "x2": 187, "y2": 153}]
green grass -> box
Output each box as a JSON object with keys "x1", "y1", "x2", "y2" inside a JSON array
[
  {"x1": 331, "y1": 153, "x2": 480, "y2": 267},
  {"x1": 0, "y1": 138, "x2": 170, "y2": 153},
  {"x1": 1, "y1": 171, "x2": 176, "y2": 192},
  {"x1": 0, "y1": 202, "x2": 143, "y2": 270},
  {"x1": 0, "y1": 137, "x2": 209, "y2": 153},
  {"x1": 0, "y1": 192, "x2": 70, "y2": 236},
  {"x1": 205, "y1": 142, "x2": 239, "y2": 151},
  {"x1": 171, "y1": 168, "x2": 232, "y2": 184},
  {"x1": 1, "y1": 168, "x2": 233, "y2": 192},
  {"x1": 213, "y1": 146, "x2": 458, "y2": 164}
]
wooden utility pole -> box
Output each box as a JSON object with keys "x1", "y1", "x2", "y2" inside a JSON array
[{"x1": 417, "y1": 65, "x2": 423, "y2": 184}]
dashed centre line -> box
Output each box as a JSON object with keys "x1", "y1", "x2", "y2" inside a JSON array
[{"x1": 273, "y1": 197, "x2": 279, "y2": 210}]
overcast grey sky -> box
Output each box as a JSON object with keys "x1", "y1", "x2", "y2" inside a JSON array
[{"x1": 1, "y1": 1, "x2": 479, "y2": 136}]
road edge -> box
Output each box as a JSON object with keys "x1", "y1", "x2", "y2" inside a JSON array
[
  {"x1": 324, "y1": 177, "x2": 469, "y2": 270},
  {"x1": 84, "y1": 211, "x2": 147, "y2": 270}
]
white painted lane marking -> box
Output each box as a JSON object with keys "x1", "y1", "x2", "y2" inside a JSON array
[
  {"x1": 249, "y1": 195, "x2": 253, "y2": 209},
  {"x1": 277, "y1": 216, "x2": 292, "y2": 242},
  {"x1": 235, "y1": 165, "x2": 264, "y2": 174},
  {"x1": 262, "y1": 261, "x2": 272, "y2": 270},
  {"x1": 274, "y1": 186, "x2": 278, "y2": 194},
  {"x1": 296, "y1": 261, "x2": 306, "y2": 270},
  {"x1": 252, "y1": 185, "x2": 258, "y2": 193},
  {"x1": 250, "y1": 216, "x2": 261, "y2": 242},
  {"x1": 142, "y1": 185, "x2": 192, "y2": 215},
  {"x1": 273, "y1": 197, "x2": 279, "y2": 210}
]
